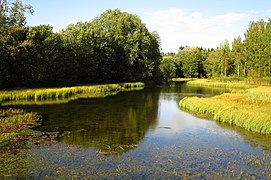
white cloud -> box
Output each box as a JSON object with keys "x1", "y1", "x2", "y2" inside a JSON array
[
  {"x1": 144, "y1": 8, "x2": 252, "y2": 52},
  {"x1": 267, "y1": 9, "x2": 271, "y2": 12}
]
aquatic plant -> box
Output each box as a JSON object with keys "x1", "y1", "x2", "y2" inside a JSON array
[
  {"x1": 245, "y1": 87, "x2": 271, "y2": 103},
  {"x1": 179, "y1": 86, "x2": 271, "y2": 134},
  {"x1": 0, "y1": 82, "x2": 144, "y2": 105},
  {"x1": 186, "y1": 79, "x2": 256, "y2": 89},
  {"x1": 0, "y1": 109, "x2": 41, "y2": 144}
]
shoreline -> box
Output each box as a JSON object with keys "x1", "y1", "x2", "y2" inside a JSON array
[
  {"x1": 0, "y1": 82, "x2": 145, "y2": 144},
  {"x1": 0, "y1": 82, "x2": 144, "y2": 106},
  {"x1": 179, "y1": 80, "x2": 271, "y2": 134}
]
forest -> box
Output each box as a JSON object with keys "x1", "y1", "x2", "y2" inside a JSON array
[
  {"x1": 161, "y1": 19, "x2": 271, "y2": 82},
  {"x1": 1, "y1": 0, "x2": 271, "y2": 88},
  {"x1": 0, "y1": 0, "x2": 161, "y2": 88}
]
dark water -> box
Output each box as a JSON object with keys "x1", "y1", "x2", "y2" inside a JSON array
[{"x1": 1, "y1": 83, "x2": 271, "y2": 179}]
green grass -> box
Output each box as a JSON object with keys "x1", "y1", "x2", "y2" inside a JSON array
[
  {"x1": 186, "y1": 79, "x2": 257, "y2": 89},
  {"x1": 0, "y1": 82, "x2": 144, "y2": 105},
  {"x1": 0, "y1": 109, "x2": 41, "y2": 144},
  {"x1": 179, "y1": 86, "x2": 271, "y2": 134}
]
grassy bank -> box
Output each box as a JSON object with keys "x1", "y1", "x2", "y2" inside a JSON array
[
  {"x1": 179, "y1": 86, "x2": 271, "y2": 134},
  {"x1": 186, "y1": 79, "x2": 257, "y2": 89},
  {"x1": 0, "y1": 82, "x2": 144, "y2": 105},
  {"x1": 0, "y1": 82, "x2": 144, "y2": 143},
  {"x1": 0, "y1": 109, "x2": 42, "y2": 145}
]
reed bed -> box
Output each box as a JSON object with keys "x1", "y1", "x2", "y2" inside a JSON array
[
  {"x1": 246, "y1": 87, "x2": 271, "y2": 103},
  {"x1": 179, "y1": 87, "x2": 271, "y2": 134},
  {"x1": 1, "y1": 92, "x2": 119, "y2": 106},
  {"x1": 187, "y1": 79, "x2": 256, "y2": 89},
  {"x1": 0, "y1": 82, "x2": 144, "y2": 105}
]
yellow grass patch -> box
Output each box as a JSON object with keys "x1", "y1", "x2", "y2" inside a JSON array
[
  {"x1": 179, "y1": 86, "x2": 271, "y2": 134},
  {"x1": 187, "y1": 79, "x2": 256, "y2": 89}
]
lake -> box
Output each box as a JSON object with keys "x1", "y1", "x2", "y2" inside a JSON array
[{"x1": 1, "y1": 83, "x2": 271, "y2": 179}]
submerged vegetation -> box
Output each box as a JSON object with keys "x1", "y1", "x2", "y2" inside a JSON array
[
  {"x1": 0, "y1": 82, "x2": 144, "y2": 105},
  {"x1": 179, "y1": 81, "x2": 271, "y2": 134},
  {"x1": 0, "y1": 109, "x2": 42, "y2": 145}
]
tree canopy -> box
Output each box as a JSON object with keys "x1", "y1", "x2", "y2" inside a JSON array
[
  {"x1": 0, "y1": 2, "x2": 161, "y2": 88},
  {"x1": 2, "y1": 0, "x2": 271, "y2": 87},
  {"x1": 161, "y1": 19, "x2": 271, "y2": 81}
]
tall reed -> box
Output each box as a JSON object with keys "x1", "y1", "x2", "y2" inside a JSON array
[
  {"x1": 0, "y1": 82, "x2": 144, "y2": 105},
  {"x1": 187, "y1": 79, "x2": 256, "y2": 89}
]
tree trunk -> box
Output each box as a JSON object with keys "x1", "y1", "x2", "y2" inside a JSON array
[
  {"x1": 243, "y1": 62, "x2": 246, "y2": 76},
  {"x1": 237, "y1": 63, "x2": 240, "y2": 77}
]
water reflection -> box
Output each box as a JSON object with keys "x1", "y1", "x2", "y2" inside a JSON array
[
  {"x1": 8, "y1": 84, "x2": 234, "y2": 154},
  {"x1": 2, "y1": 83, "x2": 271, "y2": 178},
  {"x1": 16, "y1": 89, "x2": 159, "y2": 154}
]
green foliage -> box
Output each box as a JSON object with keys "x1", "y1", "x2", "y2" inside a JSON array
[
  {"x1": 170, "y1": 78, "x2": 194, "y2": 82},
  {"x1": 178, "y1": 47, "x2": 206, "y2": 78},
  {"x1": 160, "y1": 47, "x2": 207, "y2": 79},
  {"x1": 1, "y1": 5, "x2": 161, "y2": 88},
  {"x1": 232, "y1": 36, "x2": 246, "y2": 77},
  {"x1": 159, "y1": 55, "x2": 177, "y2": 78},
  {"x1": 160, "y1": 19, "x2": 271, "y2": 81},
  {"x1": 88, "y1": 9, "x2": 161, "y2": 81},
  {"x1": 210, "y1": 19, "x2": 271, "y2": 79}
]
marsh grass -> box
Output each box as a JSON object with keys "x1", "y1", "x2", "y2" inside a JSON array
[
  {"x1": 0, "y1": 109, "x2": 41, "y2": 144},
  {"x1": 179, "y1": 86, "x2": 271, "y2": 134},
  {"x1": 187, "y1": 79, "x2": 256, "y2": 89},
  {"x1": 0, "y1": 82, "x2": 144, "y2": 105}
]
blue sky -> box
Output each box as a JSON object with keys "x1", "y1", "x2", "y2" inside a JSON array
[{"x1": 24, "y1": 0, "x2": 271, "y2": 52}]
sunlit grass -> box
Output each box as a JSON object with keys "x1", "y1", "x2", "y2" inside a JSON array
[
  {"x1": 186, "y1": 79, "x2": 257, "y2": 89},
  {"x1": 0, "y1": 82, "x2": 144, "y2": 105},
  {"x1": 179, "y1": 86, "x2": 271, "y2": 134},
  {"x1": 171, "y1": 78, "x2": 195, "y2": 82},
  {"x1": 0, "y1": 132, "x2": 18, "y2": 143}
]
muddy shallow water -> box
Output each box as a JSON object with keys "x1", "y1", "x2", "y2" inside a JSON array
[{"x1": 1, "y1": 83, "x2": 271, "y2": 179}]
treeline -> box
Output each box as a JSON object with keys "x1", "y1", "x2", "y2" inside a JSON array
[
  {"x1": 0, "y1": 0, "x2": 161, "y2": 88},
  {"x1": 161, "y1": 19, "x2": 271, "y2": 80}
]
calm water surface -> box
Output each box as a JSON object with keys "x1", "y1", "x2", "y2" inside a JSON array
[{"x1": 1, "y1": 83, "x2": 271, "y2": 179}]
